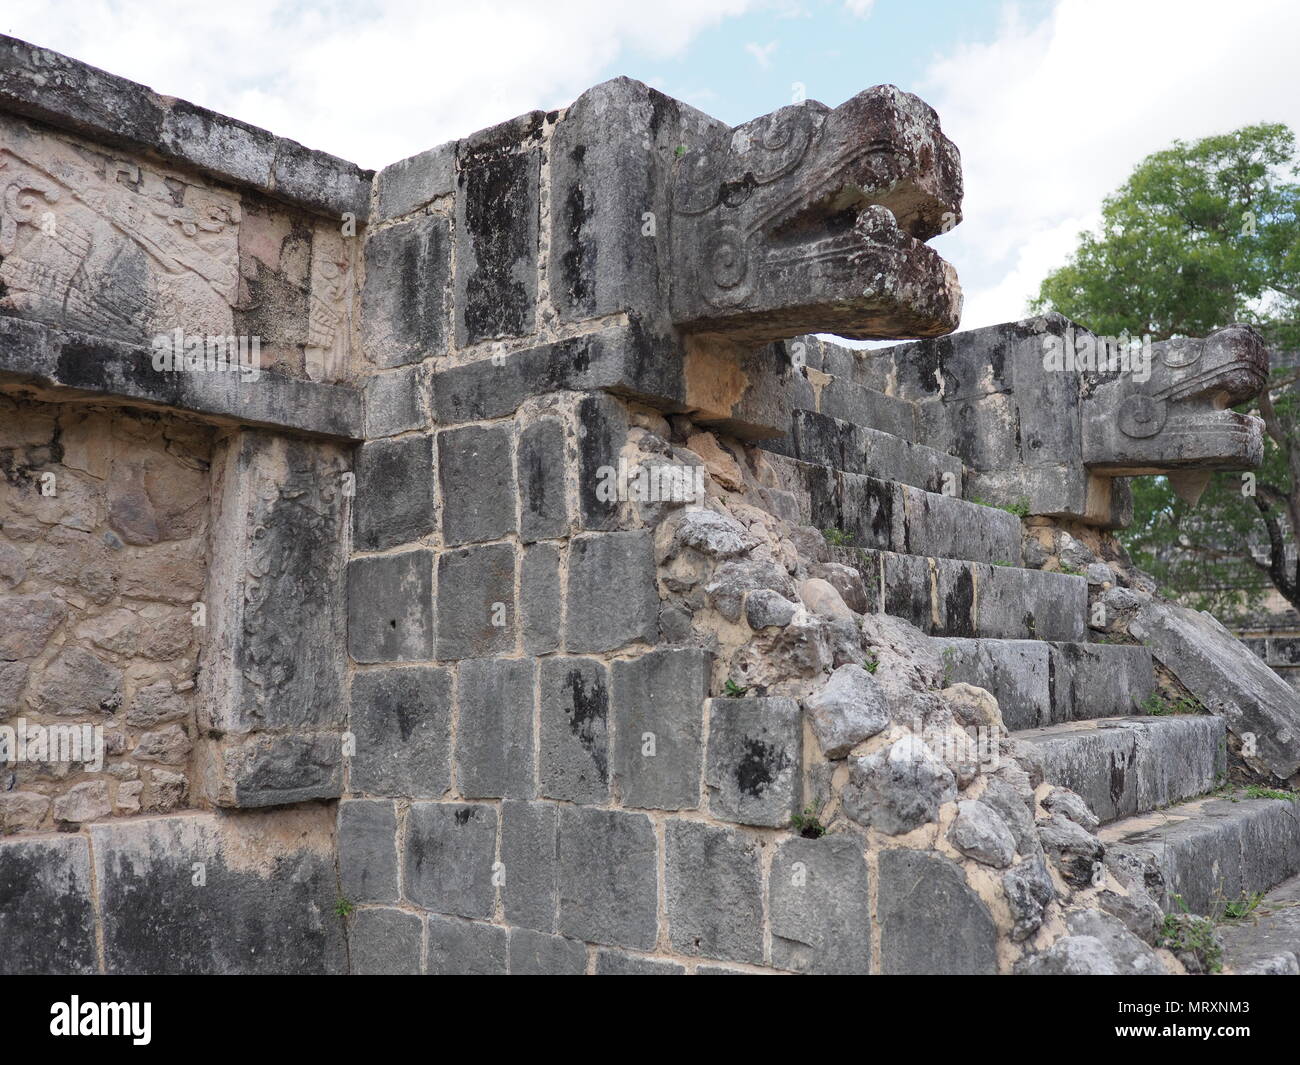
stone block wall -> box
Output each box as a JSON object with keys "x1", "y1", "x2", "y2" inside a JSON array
[{"x1": 1, "y1": 394, "x2": 210, "y2": 831}]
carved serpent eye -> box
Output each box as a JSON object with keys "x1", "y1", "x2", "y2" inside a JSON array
[
  {"x1": 700, "y1": 226, "x2": 752, "y2": 308},
  {"x1": 1118, "y1": 395, "x2": 1167, "y2": 439}
]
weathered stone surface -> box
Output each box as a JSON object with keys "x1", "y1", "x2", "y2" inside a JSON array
[
  {"x1": 786, "y1": 407, "x2": 960, "y2": 493},
  {"x1": 1130, "y1": 599, "x2": 1300, "y2": 780},
  {"x1": 203, "y1": 433, "x2": 349, "y2": 740},
  {"x1": 362, "y1": 215, "x2": 450, "y2": 367},
  {"x1": 549, "y1": 77, "x2": 702, "y2": 323},
  {"x1": 1002, "y1": 855, "x2": 1056, "y2": 941},
  {"x1": 521, "y1": 542, "x2": 562, "y2": 654},
  {"x1": 804, "y1": 663, "x2": 890, "y2": 758},
  {"x1": 1083, "y1": 324, "x2": 1267, "y2": 478},
  {"x1": 877, "y1": 849, "x2": 997, "y2": 975},
  {"x1": 1019, "y1": 717, "x2": 1223, "y2": 826},
  {"x1": 705, "y1": 696, "x2": 801, "y2": 828},
  {"x1": 0, "y1": 591, "x2": 64, "y2": 660},
  {"x1": 665, "y1": 820, "x2": 763, "y2": 963},
  {"x1": 669, "y1": 86, "x2": 962, "y2": 342},
  {"x1": 438, "y1": 424, "x2": 517, "y2": 545},
  {"x1": 539, "y1": 657, "x2": 609, "y2": 804},
  {"x1": 1038, "y1": 812, "x2": 1104, "y2": 889},
  {"x1": 0, "y1": 318, "x2": 363, "y2": 439},
  {"x1": 1016, "y1": 909, "x2": 1167, "y2": 975},
  {"x1": 1064, "y1": 908, "x2": 1165, "y2": 974},
  {"x1": 508, "y1": 928, "x2": 587, "y2": 975},
  {"x1": 1218, "y1": 873, "x2": 1300, "y2": 975},
  {"x1": 0, "y1": 791, "x2": 48, "y2": 833},
  {"x1": 349, "y1": 666, "x2": 452, "y2": 797},
  {"x1": 948, "y1": 799, "x2": 1015, "y2": 867},
  {"x1": 518, "y1": 418, "x2": 569, "y2": 542},
  {"x1": 1014, "y1": 935, "x2": 1118, "y2": 974},
  {"x1": 564, "y1": 532, "x2": 658, "y2": 653},
  {"x1": 455, "y1": 657, "x2": 534, "y2": 799},
  {"x1": 349, "y1": 908, "x2": 422, "y2": 975},
  {"x1": 0, "y1": 35, "x2": 368, "y2": 220},
  {"x1": 91, "y1": 810, "x2": 345, "y2": 974},
  {"x1": 745, "y1": 588, "x2": 798, "y2": 629},
  {"x1": 662, "y1": 507, "x2": 757, "y2": 560},
  {"x1": 611, "y1": 648, "x2": 710, "y2": 810},
  {"x1": 0, "y1": 834, "x2": 98, "y2": 974},
  {"x1": 769, "y1": 835, "x2": 871, "y2": 974},
  {"x1": 28, "y1": 646, "x2": 122, "y2": 715},
  {"x1": 338, "y1": 799, "x2": 399, "y2": 904},
  {"x1": 706, "y1": 559, "x2": 798, "y2": 623},
  {"x1": 798, "y1": 577, "x2": 855, "y2": 621},
  {"x1": 594, "y1": 949, "x2": 685, "y2": 975},
  {"x1": 435, "y1": 543, "x2": 515, "y2": 660},
  {"x1": 500, "y1": 800, "x2": 558, "y2": 933},
  {"x1": 0, "y1": 661, "x2": 27, "y2": 716},
  {"x1": 455, "y1": 123, "x2": 541, "y2": 345},
  {"x1": 557, "y1": 806, "x2": 658, "y2": 950},
  {"x1": 363, "y1": 363, "x2": 430, "y2": 438},
  {"x1": 842, "y1": 736, "x2": 955, "y2": 835},
  {"x1": 426, "y1": 915, "x2": 507, "y2": 975},
  {"x1": 1102, "y1": 793, "x2": 1300, "y2": 914},
  {"x1": 354, "y1": 435, "x2": 435, "y2": 550},
  {"x1": 404, "y1": 802, "x2": 498, "y2": 919},
  {"x1": 375, "y1": 141, "x2": 454, "y2": 221},
  {"x1": 208, "y1": 732, "x2": 342, "y2": 807}
]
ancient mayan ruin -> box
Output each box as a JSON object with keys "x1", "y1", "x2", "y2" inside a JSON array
[{"x1": 1, "y1": 31, "x2": 1299, "y2": 981}]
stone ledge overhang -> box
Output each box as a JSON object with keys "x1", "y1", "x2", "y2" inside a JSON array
[
  {"x1": 0, "y1": 316, "x2": 363, "y2": 440},
  {"x1": 0, "y1": 33, "x2": 371, "y2": 220}
]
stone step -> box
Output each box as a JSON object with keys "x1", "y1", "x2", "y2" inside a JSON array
[
  {"x1": 769, "y1": 453, "x2": 1022, "y2": 567},
  {"x1": 1013, "y1": 716, "x2": 1226, "y2": 825},
  {"x1": 1101, "y1": 791, "x2": 1300, "y2": 916},
  {"x1": 933, "y1": 638, "x2": 1155, "y2": 730},
  {"x1": 1219, "y1": 873, "x2": 1300, "y2": 974},
  {"x1": 831, "y1": 546, "x2": 1088, "y2": 642},
  {"x1": 814, "y1": 376, "x2": 919, "y2": 443},
  {"x1": 765, "y1": 408, "x2": 964, "y2": 495}
]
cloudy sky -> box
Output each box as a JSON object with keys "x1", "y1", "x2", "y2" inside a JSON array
[{"x1": 5, "y1": 0, "x2": 1298, "y2": 331}]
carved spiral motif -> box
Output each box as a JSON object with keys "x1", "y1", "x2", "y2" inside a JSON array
[
  {"x1": 702, "y1": 227, "x2": 752, "y2": 307},
  {"x1": 1118, "y1": 395, "x2": 1167, "y2": 439}
]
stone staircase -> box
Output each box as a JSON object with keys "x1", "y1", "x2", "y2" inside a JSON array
[{"x1": 760, "y1": 340, "x2": 1300, "y2": 973}]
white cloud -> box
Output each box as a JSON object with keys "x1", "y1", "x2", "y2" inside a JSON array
[
  {"x1": 3, "y1": 0, "x2": 753, "y2": 169},
  {"x1": 843, "y1": 0, "x2": 875, "y2": 17},
  {"x1": 919, "y1": 0, "x2": 1300, "y2": 331}
]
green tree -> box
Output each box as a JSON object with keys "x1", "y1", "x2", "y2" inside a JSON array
[{"x1": 1031, "y1": 124, "x2": 1300, "y2": 618}]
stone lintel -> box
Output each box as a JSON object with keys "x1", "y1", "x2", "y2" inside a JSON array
[{"x1": 0, "y1": 317, "x2": 363, "y2": 441}]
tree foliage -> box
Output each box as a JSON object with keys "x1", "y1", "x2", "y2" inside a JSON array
[{"x1": 1032, "y1": 123, "x2": 1300, "y2": 619}]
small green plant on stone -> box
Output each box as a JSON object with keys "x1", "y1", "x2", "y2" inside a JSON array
[
  {"x1": 862, "y1": 651, "x2": 879, "y2": 674},
  {"x1": 791, "y1": 803, "x2": 827, "y2": 839},
  {"x1": 1058, "y1": 562, "x2": 1081, "y2": 576},
  {"x1": 723, "y1": 679, "x2": 749, "y2": 698},
  {"x1": 1220, "y1": 891, "x2": 1265, "y2": 921},
  {"x1": 334, "y1": 897, "x2": 355, "y2": 920},
  {"x1": 941, "y1": 647, "x2": 956, "y2": 687},
  {"x1": 1244, "y1": 784, "x2": 1298, "y2": 801},
  {"x1": 1140, "y1": 691, "x2": 1202, "y2": 716},
  {"x1": 1157, "y1": 896, "x2": 1223, "y2": 974},
  {"x1": 675, "y1": 144, "x2": 687, "y2": 158},
  {"x1": 823, "y1": 527, "x2": 852, "y2": 547}
]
